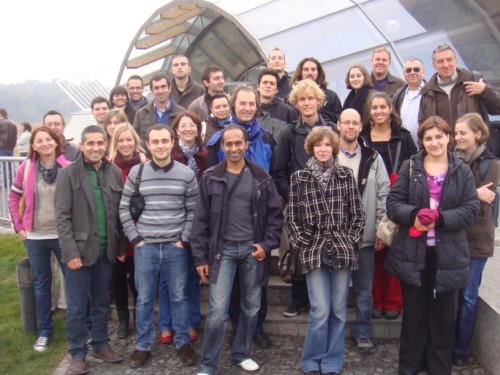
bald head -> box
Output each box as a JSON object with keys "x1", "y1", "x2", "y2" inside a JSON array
[
  {"x1": 338, "y1": 109, "x2": 362, "y2": 145},
  {"x1": 339, "y1": 108, "x2": 361, "y2": 123}
]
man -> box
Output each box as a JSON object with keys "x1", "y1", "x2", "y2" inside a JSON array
[
  {"x1": 370, "y1": 47, "x2": 406, "y2": 98},
  {"x1": 337, "y1": 108, "x2": 390, "y2": 354},
  {"x1": 267, "y1": 48, "x2": 292, "y2": 101},
  {"x1": 273, "y1": 79, "x2": 336, "y2": 318},
  {"x1": 188, "y1": 65, "x2": 226, "y2": 122},
  {"x1": 257, "y1": 68, "x2": 298, "y2": 140},
  {"x1": 0, "y1": 108, "x2": 17, "y2": 156},
  {"x1": 419, "y1": 43, "x2": 500, "y2": 130},
  {"x1": 192, "y1": 124, "x2": 283, "y2": 374},
  {"x1": 119, "y1": 124, "x2": 198, "y2": 369},
  {"x1": 55, "y1": 125, "x2": 126, "y2": 375},
  {"x1": 290, "y1": 57, "x2": 342, "y2": 123},
  {"x1": 43, "y1": 110, "x2": 80, "y2": 161},
  {"x1": 393, "y1": 59, "x2": 425, "y2": 146},
  {"x1": 133, "y1": 73, "x2": 184, "y2": 142},
  {"x1": 126, "y1": 75, "x2": 149, "y2": 122},
  {"x1": 170, "y1": 55, "x2": 205, "y2": 109},
  {"x1": 207, "y1": 85, "x2": 275, "y2": 172},
  {"x1": 90, "y1": 96, "x2": 110, "y2": 128}
]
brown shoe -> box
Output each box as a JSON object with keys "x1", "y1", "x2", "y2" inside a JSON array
[
  {"x1": 69, "y1": 359, "x2": 88, "y2": 375},
  {"x1": 94, "y1": 347, "x2": 123, "y2": 363},
  {"x1": 177, "y1": 343, "x2": 197, "y2": 366},
  {"x1": 130, "y1": 349, "x2": 151, "y2": 368}
]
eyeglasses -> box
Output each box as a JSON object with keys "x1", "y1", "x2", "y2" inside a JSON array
[
  {"x1": 339, "y1": 121, "x2": 361, "y2": 127},
  {"x1": 178, "y1": 123, "x2": 197, "y2": 129},
  {"x1": 405, "y1": 67, "x2": 421, "y2": 73}
]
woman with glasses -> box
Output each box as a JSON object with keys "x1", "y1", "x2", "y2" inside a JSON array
[
  {"x1": 360, "y1": 91, "x2": 417, "y2": 321},
  {"x1": 385, "y1": 116, "x2": 479, "y2": 374},
  {"x1": 342, "y1": 64, "x2": 373, "y2": 125},
  {"x1": 158, "y1": 111, "x2": 207, "y2": 345},
  {"x1": 287, "y1": 127, "x2": 365, "y2": 375},
  {"x1": 9, "y1": 126, "x2": 71, "y2": 352}
]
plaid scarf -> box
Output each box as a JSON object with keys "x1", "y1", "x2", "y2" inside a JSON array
[
  {"x1": 179, "y1": 140, "x2": 199, "y2": 179},
  {"x1": 306, "y1": 156, "x2": 337, "y2": 190}
]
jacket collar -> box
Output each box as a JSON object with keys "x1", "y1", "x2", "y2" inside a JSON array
[{"x1": 209, "y1": 158, "x2": 269, "y2": 183}]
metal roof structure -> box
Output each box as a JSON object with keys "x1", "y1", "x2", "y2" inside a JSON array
[{"x1": 116, "y1": 0, "x2": 500, "y2": 99}]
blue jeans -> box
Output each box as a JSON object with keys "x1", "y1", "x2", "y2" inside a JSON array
[
  {"x1": 65, "y1": 249, "x2": 113, "y2": 359},
  {"x1": 454, "y1": 257, "x2": 488, "y2": 357},
  {"x1": 23, "y1": 238, "x2": 64, "y2": 337},
  {"x1": 134, "y1": 242, "x2": 189, "y2": 350},
  {"x1": 301, "y1": 265, "x2": 351, "y2": 374},
  {"x1": 159, "y1": 251, "x2": 201, "y2": 331},
  {"x1": 198, "y1": 240, "x2": 260, "y2": 375},
  {"x1": 350, "y1": 246, "x2": 374, "y2": 339}
]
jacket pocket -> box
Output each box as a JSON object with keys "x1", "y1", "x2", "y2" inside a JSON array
[{"x1": 74, "y1": 231, "x2": 88, "y2": 254}]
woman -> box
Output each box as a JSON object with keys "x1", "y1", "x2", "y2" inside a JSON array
[
  {"x1": 17, "y1": 122, "x2": 32, "y2": 157},
  {"x1": 385, "y1": 116, "x2": 479, "y2": 375},
  {"x1": 342, "y1": 64, "x2": 373, "y2": 125},
  {"x1": 205, "y1": 93, "x2": 232, "y2": 146},
  {"x1": 104, "y1": 109, "x2": 129, "y2": 143},
  {"x1": 360, "y1": 91, "x2": 417, "y2": 320},
  {"x1": 109, "y1": 86, "x2": 134, "y2": 124},
  {"x1": 453, "y1": 113, "x2": 499, "y2": 366},
  {"x1": 158, "y1": 111, "x2": 207, "y2": 344},
  {"x1": 287, "y1": 127, "x2": 365, "y2": 375},
  {"x1": 108, "y1": 122, "x2": 146, "y2": 338},
  {"x1": 9, "y1": 126, "x2": 71, "y2": 352}
]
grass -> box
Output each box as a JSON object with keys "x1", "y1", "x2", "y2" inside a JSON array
[{"x1": 0, "y1": 234, "x2": 67, "y2": 375}]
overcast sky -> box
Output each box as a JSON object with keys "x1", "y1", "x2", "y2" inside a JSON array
[{"x1": 0, "y1": 0, "x2": 169, "y2": 87}]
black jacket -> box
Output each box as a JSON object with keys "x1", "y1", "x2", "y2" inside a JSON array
[{"x1": 385, "y1": 152, "x2": 479, "y2": 292}]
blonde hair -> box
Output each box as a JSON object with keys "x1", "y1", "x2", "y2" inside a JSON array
[
  {"x1": 288, "y1": 79, "x2": 325, "y2": 109},
  {"x1": 108, "y1": 123, "x2": 146, "y2": 162}
]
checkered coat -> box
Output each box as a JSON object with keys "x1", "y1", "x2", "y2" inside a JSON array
[{"x1": 286, "y1": 161, "x2": 365, "y2": 274}]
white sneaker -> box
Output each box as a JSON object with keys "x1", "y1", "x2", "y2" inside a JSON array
[
  {"x1": 34, "y1": 336, "x2": 49, "y2": 352},
  {"x1": 237, "y1": 358, "x2": 259, "y2": 371}
]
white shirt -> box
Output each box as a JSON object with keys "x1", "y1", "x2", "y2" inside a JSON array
[{"x1": 401, "y1": 84, "x2": 424, "y2": 147}]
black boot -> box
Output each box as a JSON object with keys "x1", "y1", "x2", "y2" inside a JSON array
[{"x1": 117, "y1": 310, "x2": 129, "y2": 338}]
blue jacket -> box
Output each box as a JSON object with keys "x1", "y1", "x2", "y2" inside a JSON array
[{"x1": 191, "y1": 159, "x2": 283, "y2": 286}]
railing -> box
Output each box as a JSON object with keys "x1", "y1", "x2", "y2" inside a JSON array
[{"x1": 0, "y1": 157, "x2": 26, "y2": 224}]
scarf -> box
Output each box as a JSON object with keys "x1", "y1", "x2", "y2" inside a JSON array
[
  {"x1": 37, "y1": 160, "x2": 59, "y2": 185},
  {"x1": 179, "y1": 140, "x2": 199, "y2": 179},
  {"x1": 213, "y1": 113, "x2": 232, "y2": 128},
  {"x1": 113, "y1": 152, "x2": 142, "y2": 174},
  {"x1": 343, "y1": 86, "x2": 370, "y2": 116},
  {"x1": 306, "y1": 156, "x2": 336, "y2": 190},
  {"x1": 232, "y1": 117, "x2": 262, "y2": 141},
  {"x1": 455, "y1": 143, "x2": 486, "y2": 165}
]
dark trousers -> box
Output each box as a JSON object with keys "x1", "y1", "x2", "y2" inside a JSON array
[
  {"x1": 291, "y1": 278, "x2": 309, "y2": 306},
  {"x1": 399, "y1": 247, "x2": 456, "y2": 375},
  {"x1": 229, "y1": 272, "x2": 267, "y2": 331},
  {"x1": 112, "y1": 256, "x2": 137, "y2": 312}
]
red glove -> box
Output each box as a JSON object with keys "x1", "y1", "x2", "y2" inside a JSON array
[{"x1": 409, "y1": 209, "x2": 439, "y2": 237}]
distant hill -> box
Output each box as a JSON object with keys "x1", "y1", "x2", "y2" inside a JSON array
[{"x1": 0, "y1": 80, "x2": 82, "y2": 123}]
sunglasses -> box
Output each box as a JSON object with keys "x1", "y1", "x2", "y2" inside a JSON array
[{"x1": 405, "y1": 67, "x2": 421, "y2": 73}]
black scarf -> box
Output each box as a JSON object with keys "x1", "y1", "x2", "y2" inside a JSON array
[{"x1": 343, "y1": 86, "x2": 371, "y2": 116}]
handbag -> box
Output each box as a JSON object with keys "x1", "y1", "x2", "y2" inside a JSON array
[
  {"x1": 18, "y1": 159, "x2": 31, "y2": 218},
  {"x1": 278, "y1": 247, "x2": 304, "y2": 284},
  {"x1": 129, "y1": 163, "x2": 145, "y2": 221}
]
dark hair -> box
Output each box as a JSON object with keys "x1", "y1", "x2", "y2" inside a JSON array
[
  {"x1": 21, "y1": 122, "x2": 32, "y2": 132},
  {"x1": 27, "y1": 126, "x2": 62, "y2": 160},
  {"x1": 172, "y1": 111, "x2": 204, "y2": 148},
  {"x1": 149, "y1": 73, "x2": 170, "y2": 91},
  {"x1": 145, "y1": 124, "x2": 175, "y2": 142},
  {"x1": 43, "y1": 110, "x2": 65, "y2": 126},
  {"x1": 418, "y1": 116, "x2": 453, "y2": 147},
  {"x1": 201, "y1": 65, "x2": 223, "y2": 89},
  {"x1": 0, "y1": 108, "x2": 7, "y2": 118},
  {"x1": 91, "y1": 96, "x2": 111, "y2": 111},
  {"x1": 230, "y1": 85, "x2": 260, "y2": 116},
  {"x1": 109, "y1": 86, "x2": 129, "y2": 108},
  {"x1": 291, "y1": 57, "x2": 327, "y2": 90},
  {"x1": 456, "y1": 112, "x2": 489, "y2": 145},
  {"x1": 257, "y1": 68, "x2": 279, "y2": 85},
  {"x1": 81, "y1": 125, "x2": 107, "y2": 143},
  {"x1": 345, "y1": 64, "x2": 373, "y2": 89},
  {"x1": 127, "y1": 75, "x2": 144, "y2": 85},
  {"x1": 220, "y1": 124, "x2": 248, "y2": 143},
  {"x1": 367, "y1": 91, "x2": 402, "y2": 126},
  {"x1": 210, "y1": 93, "x2": 229, "y2": 108},
  {"x1": 304, "y1": 127, "x2": 340, "y2": 158}
]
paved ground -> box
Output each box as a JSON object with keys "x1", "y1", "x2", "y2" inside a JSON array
[{"x1": 53, "y1": 322, "x2": 490, "y2": 375}]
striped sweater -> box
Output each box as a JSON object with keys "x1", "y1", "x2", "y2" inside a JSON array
[{"x1": 119, "y1": 160, "x2": 198, "y2": 245}]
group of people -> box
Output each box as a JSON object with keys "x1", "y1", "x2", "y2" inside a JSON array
[{"x1": 6, "y1": 42, "x2": 500, "y2": 375}]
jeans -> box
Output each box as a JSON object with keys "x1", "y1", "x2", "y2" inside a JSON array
[
  {"x1": 65, "y1": 249, "x2": 113, "y2": 359},
  {"x1": 134, "y1": 242, "x2": 189, "y2": 350},
  {"x1": 454, "y1": 257, "x2": 488, "y2": 357},
  {"x1": 158, "y1": 251, "x2": 200, "y2": 331},
  {"x1": 301, "y1": 265, "x2": 351, "y2": 374},
  {"x1": 198, "y1": 241, "x2": 260, "y2": 375},
  {"x1": 23, "y1": 238, "x2": 64, "y2": 337},
  {"x1": 351, "y1": 246, "x2": 374, "y2": 339}
]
